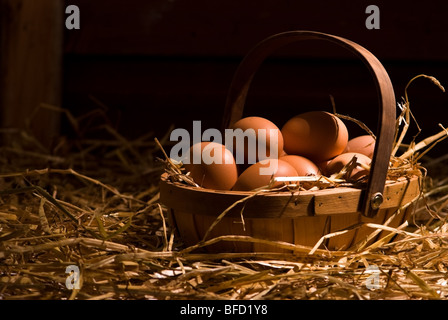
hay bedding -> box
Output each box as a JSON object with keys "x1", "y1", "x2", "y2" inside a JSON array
[{"x1": 1, "y1": 77, "x2": 448, "y2": 301}]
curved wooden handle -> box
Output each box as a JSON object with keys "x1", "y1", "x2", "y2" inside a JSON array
[{"x1": 221, "y1": 31, "x2": 396, "y2": 218}]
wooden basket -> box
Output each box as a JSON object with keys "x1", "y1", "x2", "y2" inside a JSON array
[{"x1": 159, "y1": 31, "x2": 422, "y2": 253}]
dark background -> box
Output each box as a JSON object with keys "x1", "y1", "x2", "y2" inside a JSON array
[{"x1": 1, "y1": 0, "x2": 448, "y2": 156}]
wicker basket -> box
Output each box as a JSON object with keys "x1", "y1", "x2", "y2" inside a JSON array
[{"x1": 159, "y1": 31, "x2": 422, "y2": 253}]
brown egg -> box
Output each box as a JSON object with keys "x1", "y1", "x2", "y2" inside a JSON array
[
  {"x1": 232, "y1": 159, "x2": 298, "y2": 191},
  {"x1": 279, "y1": 155, "x2": 319, "y2": 176},
  {"x1": 229, "y1": 116, "x2": 284, "y2": 166},
  {"x1": 344, "y1": 135, "x2": 376, "y2": 159},
  {"x1": 325, "y1": 152, "x2": 371, "y2": 181},
  {"x1": 316, "y1": 159, "x2": 333, "y2": 176},
  {"x1": 281, "y1": 111, "x2": 348, "y2": 162},
  {"x1": 183, "y1": 142, "x2": 238, "y2": 190}
]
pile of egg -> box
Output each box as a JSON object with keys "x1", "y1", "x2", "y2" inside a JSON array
[{"x1": 182, "y1": 111, "x2": 376, "y2": 191}]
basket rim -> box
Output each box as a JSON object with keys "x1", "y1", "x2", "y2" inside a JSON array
[{"x1": 159, "y1": 173, "x2": 421, "y2": 219}]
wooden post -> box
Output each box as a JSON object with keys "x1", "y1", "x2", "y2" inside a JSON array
[{"x1": 0, "y1": 0, "x2": 63, "y2": 147}]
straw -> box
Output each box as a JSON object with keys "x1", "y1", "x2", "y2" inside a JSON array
[{"x1": 1, "y1": 75, "x2": 447, "y2": 300}]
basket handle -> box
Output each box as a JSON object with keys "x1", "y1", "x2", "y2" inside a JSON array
[{"x1": 221, "y1": 31, "x2": 396, "y2": 218}]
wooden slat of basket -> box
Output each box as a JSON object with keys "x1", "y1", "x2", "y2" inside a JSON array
[
  {"x1": 314, "y1": 189, "x2": 362, "y2": 215},
  {"x1": 169, "y1": 209, "x2": 201, "y2": 247},
  {"x1": 325, "y1": 212, "x2": 361, "y2": 250},
  {"x1": 250, "y1": 218, "x2": 295, "y2": 253},
  {"x1": 313, "y1": 176, "x2": 420, "y2": 216},
  {"x1": 293, "y1": 215, "x2": 330, "y2": 248},
  {"x1": 382, "y1": 177, "x2": 421, "y2": 208},
  {"x1": 195, "y1": 214, "x2": 253, "y2": 252}
]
